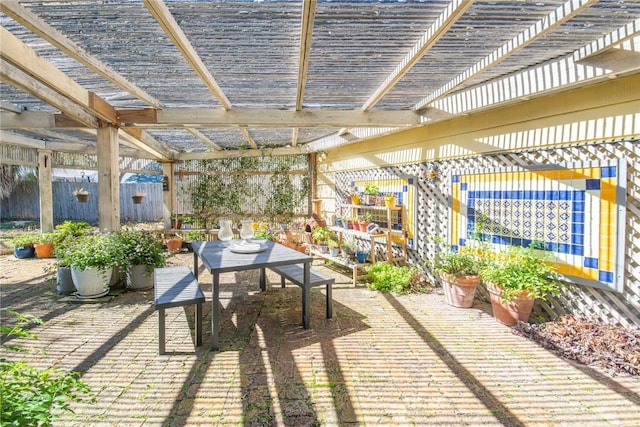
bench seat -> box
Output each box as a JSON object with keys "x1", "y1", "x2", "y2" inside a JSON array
[
  {"x1": 268, "y1": 264, "x2": 334, "y2": 324},
  {"x1": 154, "y1": 266, "x2": 205, "y2": 355}
]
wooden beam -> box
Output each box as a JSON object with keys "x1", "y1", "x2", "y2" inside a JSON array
[
  {"x1": 362, "y1": 0, "x2": 472, "y2": 111},
  {"x1": 116, "y1": 107, "x2": 421, "y2": 128},
  {"x1": 296, "y1": 0, "x2": 316, "y2": 110},
  {"x1": 238, "y1": 128, "x2": 257, "y2": 149},
  {"x1": 0, "y1": 62, "x2": 99, "y2": 128},
  {"x1": 0, "y1": 0, "x2": 161, "y2": 109},
  {"x1": 0, "y1": 131, "x2": 94, "y2": 153},
  {"x1": 187, "y1": 128, "x2": 222, "y2": 151},
  {"x1": 0, "y1": 27, "x2": 117, "y2": 123},
  {"x1": 177, "y1": 146, "x2": 306, "y2": 160},
  {"x1": 0, "y1": 100, "x2": 24, "y2": 113},
  {"x1": 414, "y1": 0, "x2": 598, "y2": 110},
  {"x1": 142, "y1": 0, "x2": 232, "y2": 109}
]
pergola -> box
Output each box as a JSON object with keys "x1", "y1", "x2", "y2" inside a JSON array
[{"x1": 1, "y1": 0, "x2": 640, "y2": 229}]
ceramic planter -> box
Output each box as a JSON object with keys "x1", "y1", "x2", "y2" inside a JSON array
[
  {"x1": 355, "y1": 251, "x2": 369, "y2": 264},
  {"x1": 439, "y1": 273, "x2": 480, "y2": 308},
  {"x1": 71, "y1": 266, "x2": 112, "y2": 298},
  {"x1": 329, "y1": 247, "x2": 340, "y2": 257},
  {"x1": 126, "y1": 264, "x2": 154, "y2": 290},
  {"x1": 13, "y1": 246, "x2": 35, "y2": 259},
  {"x1": 486, "y1": 282, "x2": 535, "y2": 326},
  {"x1": 56, "y1": 266, "x2": 75, "y2": 294},
  {"x1": 34, "y1": 242, "x2": 54, "y2": 258}
]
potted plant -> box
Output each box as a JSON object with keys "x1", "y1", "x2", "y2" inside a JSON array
[
  {"x1": 183, "y1": 229, "x2": 204, "y2": 252},
  {"x1": 115, "y1": 229, "x2": 166, "y2": 290},
  {"x1": 62, "y1": 233, "x2": 125, "y2": 298},
  {"x1": 72, "y1": 187, "x2": 90, "y2": 203},
  {"x1": 170, "y1": 214, "x2": 182, "y2": 230},
  {"x1": 340, "y1": 240, "x2": 354, "y2": 258},
  {"x1": 363, "y1": 183, "x2": 379, "y2": 205},
  {"x1": 480, "y1": 244, "x2": 562, "y2": 326},
  {"x1": 12, "y1": 233, "x2": 37, "y2": 259},
  {"x1": 182, "y1": 215, "x2": 196, "y2": 229},
  {"x1": 432, "y1": 248, "x2": 483, "y2": 308},
  {"x1": 52, "y1": 221, "x2": 93, "y2": 294},
  {"x1": 358, "y1": 212, "x2": 373, "y2": 231},
  {"x1": 327, "y1": 237, "x2": 340, "y2": 257},
  {"x1": 165, "y1": 233, "x2": 184, "y2": 253},
  {"x1": 131, "y1": 191, "x2": 146, "y2": 204},
  {"x1": 383, "y1": 192, "x2": 397, "y2": 208},
  {"x1": 349, "y1": 186, "x2": 361, "y2": 205},
  {"x1": 311, "y1": 226, "x2": 333, "y2": 253},
  {"x1": 33, "y1": 232, "x2": 56, "y2": 258}
]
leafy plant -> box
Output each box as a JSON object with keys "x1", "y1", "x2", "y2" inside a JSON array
[
  {"x1": 311, "y1": 226, "x2": 333, "y2": 244},
  {"x1": 432, "y1": 248, "x2": 483, "y2": 277},
  {"x1": 480, "y1": 244, "x2": 562, "y2": 301},
  {"x1": 0, "y1": 310, "x2": 95, "y2": 425},
  {"x1": 32, "y1": 232, "x2": 57, "y2": 245},
  {"x1": 184, "y1": 230, "x2": 203, "y2": 241},
  {"x1": 62, "y1": 233, "x2": 126, "y2": 271},
  {"x1": 12, "y1": 233, "x2": 37, "y2": 249},
  {"x1": 326, "y1": 237, "x2": 340, "y2": 248},
  {"x1": 364, "y1": 183, "x2": 379, "y2": 195},
  {"x1": 254, "y1": 228, "x2": 278, "y2": 241},
  {"x1": 52, "y1": 221, "x2": 93, "y2": 263},
  {"x1": 366, "y1": 262, "x2": 423, "y2": 293},
  {"x1": 114, "y1": 229, "x2": 166, "y2": 275}
]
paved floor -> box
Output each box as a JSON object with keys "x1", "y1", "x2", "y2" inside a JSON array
[{"x1": 1, "y1": 253, "x2": 639, "y2": 426}]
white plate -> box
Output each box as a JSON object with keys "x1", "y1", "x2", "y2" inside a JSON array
[{"x1": 229, "y1": 243, "x2": 267, "y2": 254}]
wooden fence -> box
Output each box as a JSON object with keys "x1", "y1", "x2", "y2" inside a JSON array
[{"x1": 0, "y1": 181, "x2": 163, "y2": 225}]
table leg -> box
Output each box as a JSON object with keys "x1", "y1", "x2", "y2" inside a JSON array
[
  {"x1": 259, "y1": 267, "x2": 266, "y2": 291},
  {"x1": 211, "y1": 272, "x2": 220, "y2": 351},
  {"x1": 303, "y1": 262, "x2": 310, "y2": 329},
  {"x1": 193, "y1": 251, "x2": 199, "y2": 279}
]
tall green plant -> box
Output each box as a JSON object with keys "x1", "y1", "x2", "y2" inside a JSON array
[{"x1": 0, "y1": 311, "x2": 95, "y2": 425}]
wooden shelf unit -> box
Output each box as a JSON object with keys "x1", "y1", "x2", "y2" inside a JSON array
[{"x1": 339, "y1": 204, "x2": 407, "y2": 264}]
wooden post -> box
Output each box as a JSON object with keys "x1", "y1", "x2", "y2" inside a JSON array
[
  {"x1": 97, "y1": 125, "x2": 120, "y2": 232},
  {"x1": 37, "y1": 150, "x2": 53, "y2": 232},
  {"x1": 161, "y1": 162, "x2": 174, "y2": 230}
]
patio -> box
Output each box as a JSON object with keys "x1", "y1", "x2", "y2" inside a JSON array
[{"x1": 1, "y1": 253, "x2": 638, "y2": 426}]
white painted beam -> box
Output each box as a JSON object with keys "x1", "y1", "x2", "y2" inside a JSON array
[{"x1": 414, "y1": 0, "x2": 597, "y2": 110}]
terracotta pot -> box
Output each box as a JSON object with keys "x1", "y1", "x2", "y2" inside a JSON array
[
  {"x1": 166, "y1": 237, "x2": 183, "y2": 253},
  {"x1": 34, "y1": 242, "x2": 54, "y2": 258},
  {"x1": 486, "y1": 282, "x2": 535, "y2": 326},
  {"x1": 75, "y1": 193, "x2": 90, "y2": 203},
  {"x1": 440, "y1": 273, "x2": 480, "y2": 308},
  {"x1": 132, "y1": 195, "x2": 145, "y2": 204}
]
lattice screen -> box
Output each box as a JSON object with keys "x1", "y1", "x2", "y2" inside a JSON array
[{"x1": 335, "y1": 138, "x2": 639, "y2": 328}]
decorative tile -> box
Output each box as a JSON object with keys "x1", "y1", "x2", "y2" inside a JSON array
[{"x1": 449, "y1": 160, "x2": 626, "y2": 292}]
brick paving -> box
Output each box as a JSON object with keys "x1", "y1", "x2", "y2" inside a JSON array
[{"x1": 1, "y1": 253, "x2": 639, "y2": 426}]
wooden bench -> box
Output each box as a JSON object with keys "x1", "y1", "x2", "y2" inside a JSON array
[
  {"x1": 154, "y1": 266, "x2": 205, "y2": 355},
  {"x1": 268, "y1": 264, "x2": 334, "y2": 327}
]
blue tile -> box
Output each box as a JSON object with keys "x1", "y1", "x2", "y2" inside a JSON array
[
  {"x1": 461, "y1": 183, "x2": 467, "y2": 191},
  {"x1": 524, "y1": 190, "x2": 532, "y2": 199},
  {"x1": 408, "y1": 178, "x2": 414, "y2": 185},
  {"x1": 559, "y1": 190, "x2": 571, "y2": 200},
  {"x1": 584, "y1": 257, "x2": 598, "y2": 269},
  {"x1": 558, "y1": 243, "x2": 570, "y2": 254},
  {"x1": 458, "y1": 238, "x2": 467, "y2": 247},
  {"x1": 571, "y1": 234, "x2": 584, "y2": 245},
  {"x1": 573, "y1": 190, "x2": 585, "y2": 201},
  {"x1": 572, "y1": 223, "x2": 584, "y2": 234},
  {"x1": 586, "y1": 179, "x2": 601, "y2": 190},
  {"x1": 571, "y1": 245, "x2": 584, "y2": 256},
  {"x1": 599, "y1": 271, "x2": 614, "y2": 283},
  {"x1": 452, "y1": 175, "x2": 460, "y2": 183},
  {"x1": 601, "y1": 166, "x2": 616, "y2": 178},
  {"x1": 402, "y1": 185, "x2": 408, "y2": 192},
  {"x1": 451, "y1": 245, "x2": 459, "y2": 252},
  {"x1": 573, "y1": 201, "x2": 585, "y2": 212},
  {"x1": 572, "y1": 212, "x2": 584, "y2": 223},
  {"x1": 512, "y1": 238, "x2": 522, "y2": 247}
]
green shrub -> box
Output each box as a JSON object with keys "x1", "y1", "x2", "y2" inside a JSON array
[
  {"x1": 0, "y1": 310, "x2": 95, "y2": 425},
  {"x1": 366, "y1": 262, "x2": 423, "y2": 293},
  {"x1": 114, "y1": 229, "x2": 166, "y2": 275}
]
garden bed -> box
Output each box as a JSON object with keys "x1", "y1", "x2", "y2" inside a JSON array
[{"x1": 513, "y1": 314, "x2": 639, "y2": 377}]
